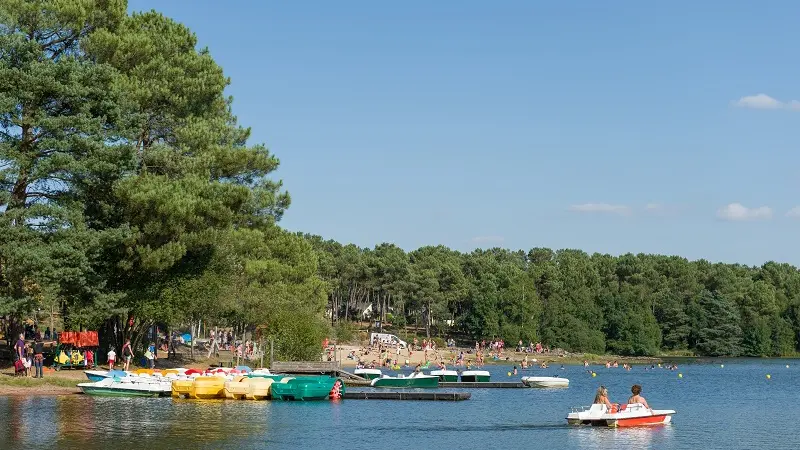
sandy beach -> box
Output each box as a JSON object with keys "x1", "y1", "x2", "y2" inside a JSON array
[{"x1": 327, "y1": 344, "x2": 662, "y2": 368}]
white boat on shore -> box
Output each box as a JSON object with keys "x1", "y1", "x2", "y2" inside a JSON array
[
  {"x1": 521, "y1": 376, "x2": 570, "y2": 388},
  {"x1": 78, "y1": 377, "x2": 172, "y2": 397}
]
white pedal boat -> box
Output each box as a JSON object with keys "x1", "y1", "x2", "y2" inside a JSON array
[
  {"x1": 521, "y1": 376, "x2": 569, "y2": 388},
  {"x1": 78, "y1": 377, "x2": 173, "y2": 397},
  {"x1": 567, "y1": 402, "x2": 675, "y2": 427}
]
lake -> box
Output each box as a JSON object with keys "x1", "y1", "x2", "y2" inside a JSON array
[{"x1": 1, "y1": 359, "x2": 799, "y2": 449}]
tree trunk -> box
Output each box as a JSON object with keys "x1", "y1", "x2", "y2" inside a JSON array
[
  {"x1": 379, "y1": 290, "x2": 384, "y2": 332},
  {"x1": 425, "y1": 300, "x2": 431, "y2": 338},
  {"x1": 190, "y1": 320, "x2": 195, "y2": 359}
]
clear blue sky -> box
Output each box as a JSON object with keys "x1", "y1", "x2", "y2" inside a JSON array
[{"x1": 129, "y1": 0, "x2": 800, "y2": 265}]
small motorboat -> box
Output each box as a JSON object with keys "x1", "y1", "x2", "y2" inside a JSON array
[
  {"x1": 370, "y1": 372, "x2": 439, "y2": 388},
  {"x1": 567, "y1": 403, "x2": 675, "y2": 427},
  {"x1": 521, "y1": 376, "x2": 569, "y2": 388}
]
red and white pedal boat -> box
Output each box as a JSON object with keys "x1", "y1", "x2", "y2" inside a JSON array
[{"x1": 567, "y1": 402, "x2": 675, "y2": 427}]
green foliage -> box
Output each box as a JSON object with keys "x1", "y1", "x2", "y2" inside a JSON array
[
  {"x1": 1, "y1": 2, "x2": 327, "y2": 357},
  {"x1": 333, "y1": 321, "x2": 358, "y2": 343},
  {"x1": 306, "y1": 236, "x2": 800, "y2": 357},
  {"x1": 772, "y1": 317, "x2": 796, "y2": 356},
  {"x1": 691, "y1": 290, "x2": 743, "y2": 357},
  {"x1": 266, "y1": 305, "x2": 330, "y2": 361},
  {"x1": 0, "y1": 0, "x2": 129, "y2": 325}
]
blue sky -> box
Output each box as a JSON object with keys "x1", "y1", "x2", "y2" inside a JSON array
[{"x1": 129, "y1": 0, "x2": 800, "y2": 265}]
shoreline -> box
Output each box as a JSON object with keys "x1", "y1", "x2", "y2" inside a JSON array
[
  {"x1": 0, "y1": 353, "x2": 796, "y2": 396},
  {"x1": 330, "y1": 345, "x2": 665, "y2": 368}
]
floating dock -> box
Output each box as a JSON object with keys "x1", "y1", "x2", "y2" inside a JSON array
[
  {"x1": 342, "y1": 391, "x2": 471, "y2": 401},
  {"x1": 439, "y1": 382, "x2": 526, "y2": 388}
]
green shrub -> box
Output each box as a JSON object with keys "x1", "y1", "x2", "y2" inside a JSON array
[{"x1": 333, "y1": 321, "x2": 358, "y2": 344}]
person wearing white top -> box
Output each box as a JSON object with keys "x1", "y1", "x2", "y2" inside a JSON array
[{"x1": 107, "y1": 348, "x2": 116, "y2": 370}]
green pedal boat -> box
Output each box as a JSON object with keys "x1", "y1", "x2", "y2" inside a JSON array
[
  {"x1": 370, "y1": 372, "x2": 439, "y2": 388},
  {"x1": 270, "y1": 376, "x2": 344, "y2": 401},
  {"x1": 429, "y1": 369, "x2": 459, "y2": 382},
  {"x1": 459, "y1": 370, "x2": 491, "y2": 382}
]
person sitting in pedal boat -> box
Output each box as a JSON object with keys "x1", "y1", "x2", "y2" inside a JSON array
[
  {"x1": 593, "y1": 386, "x2": 618, "y2": 412},
  {"x1": 628, "y1": 384, "x2": 650, "y2": 409}
]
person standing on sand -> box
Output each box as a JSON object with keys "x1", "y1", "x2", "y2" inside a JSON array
[
  {"x1": 14, "y1": 334, "x2": 25, "y2": 361},
  {"x1": 147, "y1": 342, "x2": 156, "y2": 369},
  {"x1": 33, "y1": 336, "x2": 44, "y2": 378},
  {"x1": 107, "y1": 347, "x2": 116, "y2": 370},
  {"x1": 24, "y1": 343, "x2": 33, "y2": 377},
  {"x1": 122, "y1": 339, "x2": 134, "y2": 371}
]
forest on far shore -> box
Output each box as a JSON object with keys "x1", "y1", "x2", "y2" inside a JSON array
[{"x1": 305, "y1": 235, "x2": 799, "y2": 358}]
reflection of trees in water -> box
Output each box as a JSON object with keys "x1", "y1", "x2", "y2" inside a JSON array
[
  {"x1": 2, "y1": 396, "x2": 276, "y2": 447},
  {"x1": 167, "y1": 399, "x2": 274, "y2": 446},
  {"x1": 57, "y1": 394, "x2": 95, "y2": 444},
  {"x1": 1, "y1": 397, "x2": 23, "y2": 444},
  {"x1": 0, "y1": 396, "x2": 59, "y2": 447},
  {"x1": 48, "y1": 397, "x2": 274, "y2": 447}
]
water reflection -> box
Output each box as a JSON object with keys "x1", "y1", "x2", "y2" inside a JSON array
[
  {"x1": 568, "y1": 423, "x2": 674, "y2": 448},
  {"x1": 1, "y1": 361, "x2": 800, "y2": 449}
]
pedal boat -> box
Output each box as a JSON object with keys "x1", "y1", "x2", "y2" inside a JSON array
[
  {"x1": 459, "y1": 370, "x2": 490, "y2": 382},
  {"x1": 567, "y1": 403, "x2": 675, "y2": 427},
  {"x1": 370, "y1": 372, "x2": 439, "y2": 388},
  {"x1": 429, "y1": 369, "x2": 459, "y2": 382}
]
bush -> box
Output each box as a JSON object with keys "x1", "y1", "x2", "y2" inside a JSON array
[
  {"x1": 333, "y1": 321, "x2": 358, "y2": 344},
  {"x1": 266, "y1": 306, "x2": 330, "y2": 361},
  {"x1": 431, "y1": 337, "x2": 446, "y2": 348}
]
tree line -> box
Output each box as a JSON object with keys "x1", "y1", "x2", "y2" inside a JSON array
[
  {"x1": 304, "y1": 236, "x2": 800, "y2": 357},
  {"x1": 0, "y1": 2, "x2": 326, "y2": 360}
]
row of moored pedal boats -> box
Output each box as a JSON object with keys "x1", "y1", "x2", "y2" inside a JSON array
[
  {"x1": 78, "y1": 368, "x2": 344, "y2": 401},
  {"x1": 355, "y1": 368, "x2": 570, "y2": 388}
]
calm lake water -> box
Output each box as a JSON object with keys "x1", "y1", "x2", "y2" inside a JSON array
[{"x1": 1, "y1": 359, "x2": 799, "y2": 449}]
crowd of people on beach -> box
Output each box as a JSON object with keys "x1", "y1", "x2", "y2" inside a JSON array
[{"x1": 205, "y1": 329, "x2": 261, "y2": 362}]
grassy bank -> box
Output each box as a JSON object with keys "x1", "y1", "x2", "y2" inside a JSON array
[
  {"x1": 0, "y1": 376, "x2": 79, "y2": 389},
  {"x1": 0, "y1": 373, "x2": 81, "y2": 395}
]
